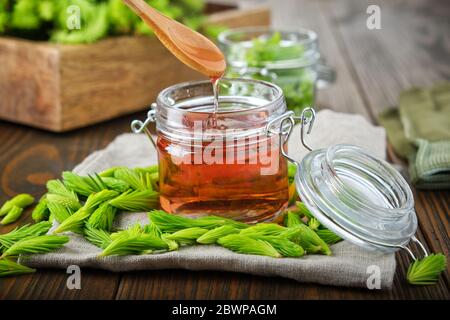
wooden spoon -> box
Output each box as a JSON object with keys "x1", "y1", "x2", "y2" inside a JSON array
[{"x1": 123, "y1": 0, "x2": 226, "y2": 79}]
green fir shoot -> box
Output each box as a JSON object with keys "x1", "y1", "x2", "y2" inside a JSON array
[
  {"x1": 31, "y1": 196, "x2": 50, "y2": 222},
  {"x1": 197, "y1": 225, "x2": 239, "y2": 244},
  {"x1": 1, "y1": 206, "x2": 24, "y2": 225},
  {"x1": 1, "y1": 235, "x2": 69, "y2": 258},
  {"x1": 284, "y1": 211, "x2": 303, "y2": 228},
  {"x1": 47, "y1": 202, "x2": 73, "y2": 224},
  {"x1": 217, "y1": 234, "x2": 281, "y2": 258},
  {"x1": 109, "y1": 190, "x2": 159, "y2": 212},
  {"x1": 87, "y1": 203, "x2": 117, "y2": 231},
  {"x1": 407, "y1": 253, "x2": 447, "y2": 285},
  {"x1": 0, "y1": 221, "x2": 52, "y2": 250},
  {"x1": 0, "y1": 194, "x2": 34, "y2": 216},
  {"x1": 282, "y1": 224, "x2": 331, "y2": 255},
  {"x1": 84, "y1": 224, "x2": 112, "y2": 249},
  {"x1": 0, "y1": 259, "x2": 36, "y2": 278},
  {"x1": 164, "y1": 227, "x2": 208, "y2": 245}
]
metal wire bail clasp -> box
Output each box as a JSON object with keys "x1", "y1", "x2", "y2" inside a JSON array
[
  {"x1": 399, "y1": 235, "x2": 429, "y2": 261},
  {"x1": 131, "y1": 103, "x2": 157, "y2": 148},
  {"x1": 265, "y1": 107, "x2": 316, "y2": 165}
]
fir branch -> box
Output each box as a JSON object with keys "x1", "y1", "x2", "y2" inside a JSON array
[
  {"x1": 0, "y1": 259, "x2": 36, "y2": 278},
  {"x1": 99, "y1": 166, "x2": 125, "y2": 177},
  {"x1": 282, "y1": 225, "x2": 331, "y2": 255},
  {"x1": 31, "y1": 196, "x2": 50, "y2": 222},
  {"x1": 84, "y1": 225, "x2": 112, "y2": 249},
  {"x1": 316, "y1": 229, "x2": 342, "y2": 245},
  {"x1": 197, "y1": 225, "x2": 239, "y2": 244},
  {"x1": 113, "y1": 167, "x2": 149, "y2": 191},
  {"x1": 217, "y1": 234, "x2": 281, "y2": 258},
  {"x1": 99, "y1": 232, "x2": 167, "y2": 257},
  {"x1": 148, "y1": 210, "x2": 241, "y2": 233},
  {"x1": 109, "y1": 190, "x2": 159, "y2": 212},
  {"x1": 251, "y1": 235, "x2": 305, "y2": 257},
  {"x1": 239, "y1": 223, "x2": 286, "y2": 237},
  {"x1": 0, "y1": 194, "x2": 34, "y2": 216},
  {"x1": 164, "y1": 227, "x2": 208, "y2": 245},
  {"x1": 46, "y1": 179, "x2": 80, "y2": 210},
  {"x1": 47, "y1": 202, "x2": 73, "y2": 224},
  {"x1": 407, "y1": 253, "x2": 447, "y2": 285},
  {"x1": 101, "y1": 177, "x2": 130, "y2": 193},
  {"x1": 284, "y1": 211, "x2": 303, "y2": 228},
  {"x1": 1, "y1": 235, "x2": 69, "y2": 258},
  {"x1": 0, "y1": 205, "x2": 23, "y2": 225},
  {"x1": 87, "y1": 203, "x2": 117, "y2": 231},
  {"x1": 0, "y1": 221, "x2": 52, "y2": 250}
]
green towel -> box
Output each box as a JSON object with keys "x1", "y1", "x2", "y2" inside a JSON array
[{"x1": 378, "y1": 82, "x2": 450, "y2": 189}]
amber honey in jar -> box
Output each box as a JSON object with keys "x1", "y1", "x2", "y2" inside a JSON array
[{"x1": 153, "y1": 78, "x2": 289, "y2": 222}]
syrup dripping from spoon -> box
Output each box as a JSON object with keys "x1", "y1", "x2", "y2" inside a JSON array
[{"x1": 123, "y1": 0, "x2": 225, "y2": 115}]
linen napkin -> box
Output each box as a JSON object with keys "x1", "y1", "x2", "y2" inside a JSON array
[
  {"x1": 378, "y1": 83, "x2": 450, "y2": 189},
  {"x1": 20, "y1": 109, "x2": 396, "y2": 289}
]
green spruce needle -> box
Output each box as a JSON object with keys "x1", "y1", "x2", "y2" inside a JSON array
[
  {"x1": 316, "y1": 229, "x2": 342, "y2": 245},
  {"x1": 251, "y1": 235, "x2": 305, "y2": 257},
  {"x1": 407, "y1": 253, "x2": 447, "y2": 285},
  {"x1": 0, "y1": 205, "x2": 24, "y2": 225},
  {"x1": 53, "y1": 190, "x2": 117, "y2": 234},
  {"x1": 109, "y1": 190, "x2": 159, "y2": 212},
  {"x1": 99, "y1": 166, "x2": 125, "y2": 177},
  {"x1": 84, "y1": 224, "x2": 112, "y2": 249},
  {"x1": 87, "y1": 203, "x2": 117, "y2": 231},
  {"x1": 308, "y1": 217, "x2": 320, "y2": 231},
  {"x1": 47, "y1": 202, "x2": 73, "y2": 224},
  {"x1": 197, "y1": 225, "x2": 239, "y2": 244},
  {"x1": 198, "y1": 215, "x2": 249, "y2": 230},
  {"x1": 52, "y1": 208, "x2": 91, "y2": 234},
  {"x1": 46, "y1": 193, "x2": 81, "y2": 212},
  {"x1": 149, "y1": 210, "x2": 227, "y2": 233},
  {"x1": 0, "y1": 193, "x2": 34, "y2": 216},
  {"x1": 217, "y1": 234, "x2": 281, "y2": 258},
  {"x1": 84, "y1": 190, "x2": 119, "y2": 211},
  {"x1": 99, "y1": 231, "x2": 167, "y2": 257},
  {"x1": 0, "y1": 259, "x2": 36, "y2": 278},
  {"x1": 101, "y1": 177, "x2": 130, "y2": 193},
  {"x1": 282, "y1": 225, "x2": 331, "y2": 255},
  {"x1": 161, "y1": 234, "x2": 179, "y2": 251},
  {"x1": 62, "y1": 171, "x2": 104, "y2": 196},
  {"x1": 143, "y1": 224, "x2": 178, "y2": 251},
  {"x1": 164, "y1": 227, "x2": 208, "y2": 245},
  {"x1": 239, "y1": 223, "x2": 286, "y2": 237},
  {"x1": 284, "y1": 211, "x2": 303, "y2": 228},
  {"x1": 0, "y1": 221, "x2": 52, "y2": 250},
  {"x1": 31, "y1": 196, "x2": 50, "y2": 222},
  {"x1": 1, "y1": 235, "x2": 69, "y2": 258},
  {"x1": 113, "y1": 167, "x2": 150, "y2": 191},
  {"x1": 46, "y1": 179, "x2": 80, "y2": 210},
  {"x1": 296, "y1": 201, "x2": 314, "y2": 219}
]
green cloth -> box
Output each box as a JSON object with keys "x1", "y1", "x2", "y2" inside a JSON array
[{"x1": 378, "y1": 82, "x2": 450, "y2": 189}]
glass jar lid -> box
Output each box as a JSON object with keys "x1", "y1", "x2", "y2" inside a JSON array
[{"x1": 295, "y1": 144, "x2": 417, "y2": 252}]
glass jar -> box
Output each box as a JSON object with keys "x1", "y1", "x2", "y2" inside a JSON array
[
  {"x1": 271, "y1": 108, "x2": 427, "y2": 259},
  {"x1": 133, "y1": 78, "x2": 290, "y2": 223},
  {"x1": 218, "y1": 27, "x2": 334, "y2": 115}
]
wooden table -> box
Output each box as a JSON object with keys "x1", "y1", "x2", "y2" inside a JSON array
[{"x1": 0, "y1": 0, "x2": 448, "y2": 299}]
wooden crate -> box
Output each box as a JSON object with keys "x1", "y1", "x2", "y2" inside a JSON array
[{"x1": 0, "y1": 6, "x2": 270, "y2": 132}]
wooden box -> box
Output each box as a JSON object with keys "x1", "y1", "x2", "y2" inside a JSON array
[{"x1": 0, "y1": 6, "x2": 270, "y2": 131}]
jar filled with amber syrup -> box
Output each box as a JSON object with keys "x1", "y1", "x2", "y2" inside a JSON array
[{"x1": 133, "y1": 78, "x2": 289, "y2": 222}]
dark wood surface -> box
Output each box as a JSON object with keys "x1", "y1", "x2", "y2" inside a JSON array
[{"x1": 0, "y1": 0, "x2": 449, "y2": 299}]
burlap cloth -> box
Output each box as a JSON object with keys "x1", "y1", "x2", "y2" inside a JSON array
[{"x1": 20, "y1": 110, "x2": 396, "y2": 289}]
